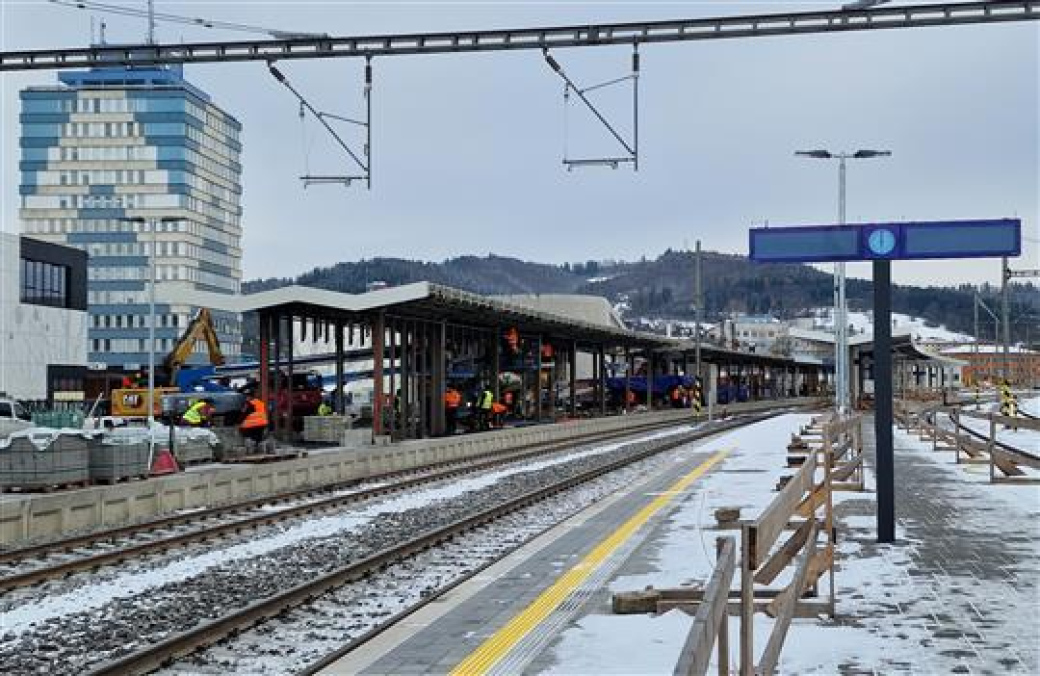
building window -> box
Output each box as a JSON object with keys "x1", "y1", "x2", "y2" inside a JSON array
[{"x1": 19, "y1": 258, "x2": 69, "y2": 308}]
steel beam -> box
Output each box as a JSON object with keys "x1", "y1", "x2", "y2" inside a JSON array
[{"x1": 1, "y1": 1, "x2": 1034, "y2": 71}]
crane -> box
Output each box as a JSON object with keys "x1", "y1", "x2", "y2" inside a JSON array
[{"x1": 49, "y1": 0, "x2": 328, "y2": 41}]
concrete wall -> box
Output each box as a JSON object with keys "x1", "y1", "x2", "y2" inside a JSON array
[
  {"x1": 0, "y1": 233, "x2": 88, "y2": 400},
  {"x1": 0, "y1": 398, "x2": 816, "y2": 545}
]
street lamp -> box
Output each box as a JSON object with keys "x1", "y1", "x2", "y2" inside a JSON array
[
  {"x1": 121, "y1": 216, "x2": 180, "y2": 431},
  {"x1": 796, "y1": 148, "x2": 891, "y2": 414}
]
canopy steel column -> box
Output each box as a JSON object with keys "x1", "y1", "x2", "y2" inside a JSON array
[
  {"x1": 647, "y1": 351, "x2": 654, "y2": 411},
  {"x1": 536, "y1": 335, "x2": 544, "y2": 423},
  {"x1": 625, "y1": 348, "x2": 633, "y2": 414},
  {"x1": 272, "y1": 315, "x2": 282, "y2": 435},
  {"x1": 419, "y1": 321, "x2": 429, "y2": 438},
  {"x1": 334, "y1": 319, "x2": 344, "y2": 415},
  {"x1": 569, "y1": 340, "x2": 578, "y2": 417},
  {"x1": 258, "y1": 311, "x2": 270, "y2": 410},
  {"x1": 598, "y1": 345, "x2": 607, "y2": 416},
  {"x1": 493, "y1": 328, "x2": 501, "y2": 405},
  {"x1": 388, "y1": 319, "x2": 397, "y2": 438},
  {"x1": 372, "y1": 311, "x2": 385, "y2": 439},
  {"x1": 433, "y1": 321, "x2": 446, "y2": 436},
  {"x1": 286, "y1": 314, "x2": 295, "y2": 437}
]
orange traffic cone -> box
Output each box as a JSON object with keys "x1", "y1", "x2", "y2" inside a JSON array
[{"x1": 150, "y1": 446, "x2": 179, "y2": 476}]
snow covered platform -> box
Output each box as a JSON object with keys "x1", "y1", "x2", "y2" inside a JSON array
[{"x1": 324, "y1": 409, "x2": 1040, "y2": 675}]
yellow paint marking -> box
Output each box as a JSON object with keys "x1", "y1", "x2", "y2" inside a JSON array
[{"x1": 449, "y1": 447, "x2": 733, "y2": 676}]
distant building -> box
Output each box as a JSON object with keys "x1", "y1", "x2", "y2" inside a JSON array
[
  {"x1": 940, "y1": 344, "x2": 1040, "y2": 387},
  {"x1": 19, "y1": 65, "x2": 243, "y2": 371},
  {"x1": 0, "y1": 234, "x2": 88, "y2": 402}
]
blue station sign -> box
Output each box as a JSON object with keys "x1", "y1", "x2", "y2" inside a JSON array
[{"x1": 749, "y1": 218, "x2": 1021, "y2": 263}]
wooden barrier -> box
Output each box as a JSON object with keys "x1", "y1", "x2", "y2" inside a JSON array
[
  {"x1": 904, "y1": 401, "x2": 1039, "y2": 483},
  {"x1": 740, "y1": 448, "x2": 834, "y2": 676},
  {"x1": 673, "y1": 537, "x2": 736, "y2": 676},
  {"x1": 988, "y1": 414, "x2": 1040, "y2": 484}
]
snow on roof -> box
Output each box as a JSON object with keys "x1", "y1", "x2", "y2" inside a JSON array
[
  {"x1": 495, "y1": 294, "x2": 628, "y2": 329},
  {"x1": 941, "y1": 344, "x2": 1038, "y2": 355}
]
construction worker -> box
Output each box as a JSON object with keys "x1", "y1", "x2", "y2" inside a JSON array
[
  {"x1": 239, "y1": 392, "x2": 269, "y2": 447},
  {"x1": 476, "y1": 386, "x2": 494, "y2": 431},
  {"x1": 491, "y1": 401, "x2": 508, "y2": 428},
  {"x1": 1005, "y1": 394, "x2": 1019, "y2": 430},
  {"x1": 181, "y1": 398, "x2": 215, "y2": 427},
  {"x1": 317, "y1": 397, "x2": 333, "y2": 416},
  {"x1": 444, "y1": 386, "x2": 462, "y2": 435}
]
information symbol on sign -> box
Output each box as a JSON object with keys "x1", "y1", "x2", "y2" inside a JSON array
[{"x1": 867, "y1": 228, "x2": 897, "y2": 257}]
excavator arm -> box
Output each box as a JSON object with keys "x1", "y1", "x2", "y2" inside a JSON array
[{"x1": 162, "y1": 308, "x2": 226, "y2": 383}]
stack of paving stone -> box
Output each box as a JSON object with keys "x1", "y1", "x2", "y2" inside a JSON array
[
  {"x1": 89, "y1": 431, "x2": 150, "y2": 482},
  {"x1": 0, "y1": 430, "x2": 91, "y2": 490},
  {"x1": 303, "y1": 415, "x2": 348, "y2": 443},
  {"x1": 173, "y1": 430, "x2": 215, "y2": 466}
]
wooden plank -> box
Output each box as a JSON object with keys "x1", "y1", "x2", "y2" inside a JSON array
[
  {"x1": 990, "y1": 413, "x2": 1040, "y2": 433},
  {"x1": 754, "y1": 519, "x2": 812, "y2": 586},
  {"x1": 992, "y1": 454, "x2": 1027, "y2": 477},
  {"x1": 758, "y1": 519, "x2": 819, "y2": 675},
  {"x1": 992, "y1": 445, "x2": 1040, "y2": 470},
  {"x1": 674, "y1": 537, "x2": 736, "y2": 676},
  {"x1": 795, "y1": 483, "x2": 829, "y2": 519},
  {"x1": 749, "y1": 451, "x2": 816, "y2": 568},
  {"x1": 831, "y1": 455, "x2": 863, "y2": 483}
]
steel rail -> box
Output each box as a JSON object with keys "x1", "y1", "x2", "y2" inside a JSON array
[
  {"x1": 83, "y1": 411, "x2": 776, "y2": 676},
  {"x1": 1, "y1": 1, "x2": 1035, "y2": 71},
  {"x1": 0, "y1": 413, "x2": 685, "y2": 566},
  {"x1": 0, "y1": 414, "x2": 706, "y2": 591}
]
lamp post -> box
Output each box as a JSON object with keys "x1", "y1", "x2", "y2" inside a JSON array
[
  {"x1": 121, "y1": 216, "x2": 179, "y2": 431},
  {"x1": 796, "y1": 148, "x2": 891, "y2": 414}
]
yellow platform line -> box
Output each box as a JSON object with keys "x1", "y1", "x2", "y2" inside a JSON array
[{"x1": 449, "y1": 447, "x2": 732, "y2": 676}]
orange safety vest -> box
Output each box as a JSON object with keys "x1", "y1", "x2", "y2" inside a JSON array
[
  {"x1": 444, "y1": 389, "x2": 462, "y2": 409},
  {"x1": 241, "y1": 399, "x2": 268, "y2": 430}
]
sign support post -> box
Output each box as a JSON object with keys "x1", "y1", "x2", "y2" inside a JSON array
[
  {"x1": 749, "y1": 218, "x2": 1020, "y2": 544},
  {"x1": 873, "y1": 259, "x2": 895, "y2": 543}
]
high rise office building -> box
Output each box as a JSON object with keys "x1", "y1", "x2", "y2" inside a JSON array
[{"x1": 19, "y1": 64, "x2": 243, "y2": 370}]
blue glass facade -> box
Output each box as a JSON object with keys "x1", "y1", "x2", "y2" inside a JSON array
[{"x1": 19, "y1": 66, "x2": 243, "y2": 369}]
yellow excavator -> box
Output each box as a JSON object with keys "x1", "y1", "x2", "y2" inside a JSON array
[{"x1": 111, "y1": 309, "x2": 226, "y2": 418}]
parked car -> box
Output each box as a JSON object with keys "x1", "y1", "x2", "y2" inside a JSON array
[{"x1": 0, "y1": 397, "x2": 34, "y2": 437}]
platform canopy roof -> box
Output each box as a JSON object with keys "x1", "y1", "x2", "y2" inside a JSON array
[{"x1": 159, "y1": 282, "x2": 677, "y2": 349}]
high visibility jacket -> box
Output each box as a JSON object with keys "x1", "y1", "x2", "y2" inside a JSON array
[
  {"x1": 241, "y1": 399, "x2": 268, "y2": 430},
  {"x1": 492, "y1": 402, "x2": 507, "y2": 415},
  {"x1": 479, "y1": 390, "x2": 494, "y2": 410},
  {"x1": 183, "y1": 400, "x2": 208, "y2": 425},
  {"x1": 318, "y1": 402, "x2": 332, "y2": 416},
  {"x1": 444, "y1": 389, "x2": 462, "y2": 409}
]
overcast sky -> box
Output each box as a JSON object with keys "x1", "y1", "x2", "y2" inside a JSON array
[{"x1": 1, "y1": 1, "x2": 1037, "y2": 288}]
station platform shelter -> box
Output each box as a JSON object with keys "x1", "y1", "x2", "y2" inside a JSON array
[
  {"x1": 850, "y1": 332, "x2": 967, "y2": 404},
  {"x1": 161, "y1": 283, "x2": 829, "y2": 440}
]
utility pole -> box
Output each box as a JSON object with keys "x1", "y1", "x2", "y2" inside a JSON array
[
  {"x1": 1001, "y1": 257, "x2": 1010, "y2": 383},
  {"x1": 694, "y1": 240, "x2": 703, "y2": 385}
]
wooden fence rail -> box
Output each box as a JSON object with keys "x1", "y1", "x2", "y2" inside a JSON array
[{"x1": 673, "y1": 537, "x2": 736, "y2": 676}]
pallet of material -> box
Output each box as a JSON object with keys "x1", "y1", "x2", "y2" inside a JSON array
[
  {"x1": 89, "y1": 440, "x2": 150, "y2": 483},
  {"x1": 303, "y1": 415, "x2": 348, "y2": 443},
  {"x1": 0, "y1": 431, "x2": 90, "y2": 491},
  {"x1": 174, "y1": 437, "x2": 214, "y2": 466}
]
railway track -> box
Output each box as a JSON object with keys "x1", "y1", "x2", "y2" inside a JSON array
[
  {"x1": 15, "y1": 409, "x2": 788, "y2": 676},
  {"x1": 0, "y1": 413, "x2": 716, "y2": 592}
]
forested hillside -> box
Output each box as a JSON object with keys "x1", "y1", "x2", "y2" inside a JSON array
[{"x1": 244, "y1": 251, "x2": 1038, "y2": 345}]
